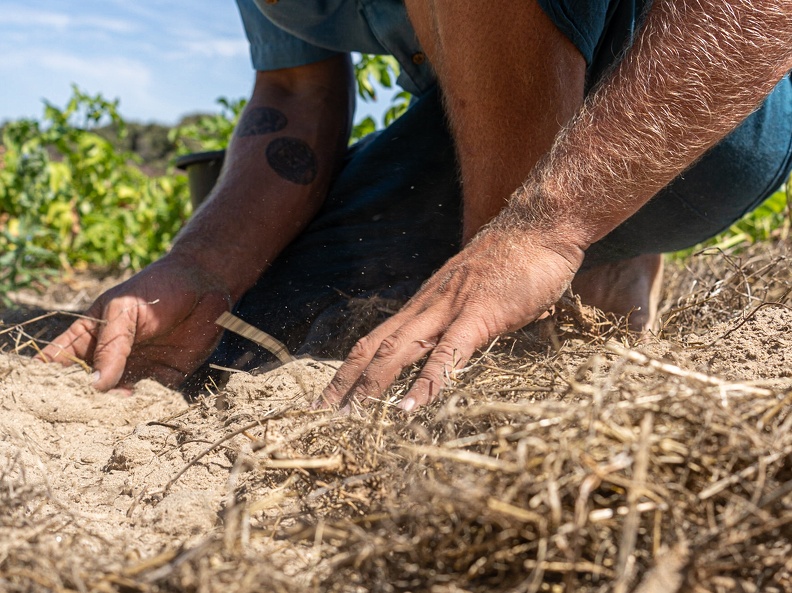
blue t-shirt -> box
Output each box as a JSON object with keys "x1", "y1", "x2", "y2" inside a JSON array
[
  {"x1": 236, "y1": 0, "x2": 435, "y2": 95},
  {"x1": 235, "y1": 0, "x2": 641, "y2": 95}
]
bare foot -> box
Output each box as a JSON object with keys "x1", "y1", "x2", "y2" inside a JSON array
[{"x1": 570, "y1": 253, "x2": 664, "y2": 332}]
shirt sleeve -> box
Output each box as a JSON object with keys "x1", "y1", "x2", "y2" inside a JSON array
[
  {"x1": 235, "y1": 0, "x2": 342, "y2": 71},
  {"x1": 535, "y1": 0, "x2": 611, "y2": 66}
]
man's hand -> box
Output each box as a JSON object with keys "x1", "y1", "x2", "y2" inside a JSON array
[
  {"x1": 320, "y1": 223, "x2": 584, "y2": 411},
  {"x1": 39, "y1": 255, "x2": 231, "y2": 390},
  {"x1": 331, "y1": 0, "x2": 792, "y2": 414},
  {"x1": 39, "y1": 56, "x2": 355, "y2": 392}
]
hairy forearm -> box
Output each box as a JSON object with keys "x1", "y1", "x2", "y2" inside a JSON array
[
  {"x1": 171, "y1": 56, "x2": 354, "y2": 301},
  {"x1": 504, "y1": 0, "x2": 792, "y2": 252}
]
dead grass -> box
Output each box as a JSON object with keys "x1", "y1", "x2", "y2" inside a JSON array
[{"x1": 1, "y1": 241, "x2": 791, "y2": 593}]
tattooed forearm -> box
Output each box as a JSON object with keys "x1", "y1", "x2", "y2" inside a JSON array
[
  {"x1": 266, "y1": 137, "x2": 318, "y2": 185},
  {"x1": 237, "y1": 107, "x2": 288, "y2": 137},
  {"x1": 235, "y1": 106, "x2": 319, "y2": 185}
]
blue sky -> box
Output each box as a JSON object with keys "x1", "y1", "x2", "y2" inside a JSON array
[{"x1": 0, "y1": 0, "x2": 387, "y2": 126}]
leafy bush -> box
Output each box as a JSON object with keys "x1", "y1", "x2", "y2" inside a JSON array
[
  {"x1": 97, "y1": 121, "x2": 177, "y2": 175},
  {"x1": 351, "y1": 54, "x2": 411, "y2": 143},
  {"x1": 0, "y1": 86, "x2": 191, "y2": 298},
  {"x1": 169, "y1": 96, "x2": 248, "y2": 155}
]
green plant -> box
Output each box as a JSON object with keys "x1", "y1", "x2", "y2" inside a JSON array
[
  {"x1": 0, "y1": 86, "x2": 191, "y2": 299},
  {"x1": 169, "y1": 97, "x2": 248, "y2": 155},
  {"x1": 351, "y1": 54, "x2": 411, "y2": 143}
]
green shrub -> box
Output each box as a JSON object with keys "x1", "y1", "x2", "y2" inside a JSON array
[
  {"x1": 169, "y1": 96, "x2": 247, "y2": 155},
  {"x1": 351, "y1": 54, "x2": 411, "y2": 143},
  {"x1": 0, "y1": 86, "x2": 191, "y2": 298}
]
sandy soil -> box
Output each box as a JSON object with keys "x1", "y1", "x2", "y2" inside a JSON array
[{"x1": 1, "y1": 246, "x2": 790, "y2": 593}]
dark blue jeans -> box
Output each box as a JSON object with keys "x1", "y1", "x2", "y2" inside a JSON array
[
  {"x1": 182, "y1": 4, "x2": 792, "y2": 394},
  {"x1": 183, "y1": 79, "x2": 792, "y2": 394}
]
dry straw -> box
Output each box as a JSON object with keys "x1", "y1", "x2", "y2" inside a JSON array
[{"x1": 1, "y1": 242, "x2": 791, "y2": 592}]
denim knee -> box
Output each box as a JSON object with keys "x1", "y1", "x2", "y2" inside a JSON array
[{"x1": 584, "y1": 76, "x2": 792, "y2": 265}]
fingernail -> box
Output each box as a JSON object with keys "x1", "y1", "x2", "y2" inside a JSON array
[
  {"x1": 91, "y1": 371, "x2": 101, "y2": 385},
  {"x1": 399, "y1": 398, "x2": 416, "y2": 412}
]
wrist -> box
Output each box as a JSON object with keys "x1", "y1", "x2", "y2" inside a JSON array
[
  {"x1": 493, "y1": 180, "x2": 589, "y2": 264},
  {"x1": 166, "y1": 240, "x2": 258, "y2": 304}
]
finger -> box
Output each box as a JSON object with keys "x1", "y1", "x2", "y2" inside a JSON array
[
  {"x1": 318, "y1": 312, "x2": 413, "y2": 407},
  {"x1": 107, "y1": 387, "x2": 133, "y2": 397},
  {"x1": 321, "y1": 308, "x2": 448, "y2": 409},
  {"x1": 118, "y1": 293, "x2": 228, "y2": 390},
  {"x1": 338, "y1": 319, "x2": 450, "y2": 406},
  {"x1": 39, "y1": 317, "x2": 99, "y2": 366},
  {"x1": 398, "y1": 319, "x2": 484, "y2": 412},
  {"x1": 90, "y1": 302, "x2": 139, "y2": 390}
]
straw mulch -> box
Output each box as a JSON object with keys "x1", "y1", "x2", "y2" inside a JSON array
[{"x1": 1, "y1": 242, "x2": 791, "y2": 593}]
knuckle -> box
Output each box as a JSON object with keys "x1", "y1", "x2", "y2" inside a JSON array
[
  {"x1": 410, "y1": 376, "x2": 442, "y2": 406},
  {"x1": 375, "y1": 333, "x2": 404, "y2": 359},
  {"x1": 418, "y1": 341, "x2": 468, "y2": 387},
  {"x1": 426, "y1": 342, "x2": 458, "y2": 363},
  {"x1": 96, "y1": 332, "x2": 134, "y2": 361},
  {"x1": 477, "y1": 315, "x2": 502, "y2": 342},
  {"x1": 71, "y1": 317, "x2": 98, "y2": 337},
  {"x1": 455, "y1": 310, "x2": 501, "y2": 344},
  {"x1": 347, "y1": 334, "x2": 378, "y2": 363},
  {"x1": 322, "y1": 380, "x2": 343, "y2": 403},
  {"x1": 354, "y1": 372, "x2": 384, "y2": 398}
]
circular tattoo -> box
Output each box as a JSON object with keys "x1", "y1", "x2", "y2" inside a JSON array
[
  {"x1": 237, "y1": 107, "x2": 287, "y2": 137},
  {"x1": 266, "y1": 137, "x2": 318, "y2": 185}
]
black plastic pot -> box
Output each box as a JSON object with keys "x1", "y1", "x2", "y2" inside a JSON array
[{"x1": 174, "y1": 150, "x2": 226, "y2": 210}]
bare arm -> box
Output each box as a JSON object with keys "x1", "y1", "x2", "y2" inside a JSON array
[
  {"x1": 41, "y1": 55, "x2": 354, "y2": 390},
  {"x1": 506, "y1": 0, "x2": 792, "y2": 258},
  {"x1": 173, "y1": 55, "x2": 354, "y2": 301},
  {"x1": 323, "y1": 0, "x2": 792, "y2": 410}
]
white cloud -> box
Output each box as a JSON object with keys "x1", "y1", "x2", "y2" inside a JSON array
[
  {"x1": 0, "y1": 8, "x2": 69, "y2": 29},
  {"x1": 79, "y1": 15, "x2": 138, "y2": 34},
  {"x1": 177, "y1": 38, "x2": 249, "y2": 59},
  {"x1": 0, "y1": 1, "x2": 256, "y2": 123},
  {"x1": 36, "y1": 53, "x2": 151, "y2": 87},
  {"x1": 0, "y1": 7, "x2": 137, "y2": 34}
]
